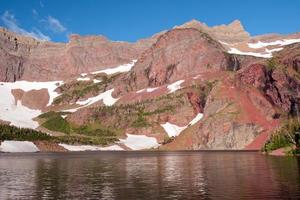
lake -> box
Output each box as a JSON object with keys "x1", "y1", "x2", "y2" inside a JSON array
[{"x1": 0, "y1": 151, "x2": 299, "y2": 199}]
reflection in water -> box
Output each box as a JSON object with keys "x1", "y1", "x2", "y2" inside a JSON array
[{"x1": 0, "y1": 152, "x2": 299, "y2": 199}]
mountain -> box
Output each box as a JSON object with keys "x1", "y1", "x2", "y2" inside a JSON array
[{"x1": 1, "y1": 19, "x2": 300, "y2": 152}]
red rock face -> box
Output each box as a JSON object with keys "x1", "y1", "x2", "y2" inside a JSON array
[
  {"x1": 237, "y1": 64, "x2": 267, "y2": 89},
  {"x1": 237, "y1": 56, "x2": 300, "y2": 115},
  {"x1": 187, "y1": 91, "x2": 203, "y2": 113},
  {"x1": 0, "y1": 28, "x2": 153, "y2": 82},
  {"x1": 115, "y1": 28, "x2": 231, "y2": 95},
  {"x1": 2, "y1": 20, "x2": 300, "y2": 150}
]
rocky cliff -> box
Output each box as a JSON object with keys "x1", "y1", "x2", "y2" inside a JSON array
[{"x1": 1, "y1": 20, "x2": 300, "y2": 151}]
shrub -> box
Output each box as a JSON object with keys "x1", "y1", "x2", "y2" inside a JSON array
[
  {"x1": 262, "y1": 134, "x2": 290, "y2": 152},
  {"x1": 0, "y1": 124, "x2": 52, "y2": 141},
  {"x1": 266, "y1": 58, "x2": 279, "y2": 71},
  {"x1": 263, "y1": 118, "x2": 300, "y2": 153},
  {"x1": 42, "y1": 115, "x2": 71, "y2": 134}
]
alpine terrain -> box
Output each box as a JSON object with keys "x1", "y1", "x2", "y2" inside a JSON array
[{"x1": 1, "y1": 19, "x2": 300, "y2": 153}]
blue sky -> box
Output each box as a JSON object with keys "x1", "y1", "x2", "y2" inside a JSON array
[{"x1": 0, "y1": 0, "x2": 300, "y2": 42}]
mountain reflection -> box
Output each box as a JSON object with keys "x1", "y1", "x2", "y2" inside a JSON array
[{"x1": 0, "y1": 152, "x2": 299, "y2": 199}]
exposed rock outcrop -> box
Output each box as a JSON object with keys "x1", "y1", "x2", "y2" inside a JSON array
[
  {"x1": 0, "y1": 28, "x2": 154, "y2": 82},
  {"x1": 176, "y1": 19, "x2": 250, "y2": 43}
]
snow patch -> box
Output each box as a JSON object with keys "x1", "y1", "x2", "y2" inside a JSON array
[
  {"x1": 161, "y1": 123, "x2": 186, "y2": 137},
  {"x1": 59, "y1": 144, "x2": 124, "y2": 151},
  {"x1": 136, "y1": 87, "x2": 158, "y2": 93},
  {"x1": 0, "y1": 141, "x2": 39, "y2": 152},
  {"x1": 76, "y1": 89, "x2": 119, "y2": 107},
  {"x1": 92, "y1": 60, "x2": 137, "y2": 75},
  {"x1": 248, "y1": 38, "x2": 300, "y2": 49},
  {"x1": 93, "y1": 79, "x2": 102, "y2": 84},
  {"x1": 189, "y1": 113, "x2": 204, "y2": 126},
  {"x1": 0, "y1": 80, "x2": 62, "y2": 106},
  {"x1": 77, "y1": 77, "x2": 90, "y2": 81},
  {"x1": 119, "y1": 134, "x2": 160, "y2": 150},
  {"x1": 228, "y1": 48, "x2": 272, "y2": 58},
  {"x1": 265, "y1": 47, "x2": 283, "y2": 53},
  {"x1": 218, "y1": 40, "x2": 234, "y2": 46},
  {"x1": 0, "y1": 81, "x2": 62, "y2": 128},
  {"x1": 61, "y1": 115, "x2": 67, "y2": 119},
  {"x1": 161, "y1": 113, "x2": 204, "y2": 137},
  {"x1": 167, "y1": 80, "x2": 185, "y2": 93}
]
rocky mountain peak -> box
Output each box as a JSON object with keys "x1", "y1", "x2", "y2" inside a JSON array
[{"x1": 176, "y1": 19, "x2": 250, "y2": 43}]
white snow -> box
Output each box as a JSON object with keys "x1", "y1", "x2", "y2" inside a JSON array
[
  {"x1": 0, "y1": 80, "x2": 62, "y2": 106},
  {"x1": 59, "y1": 144, "x2": 124, "y2": 151},
  {"x1": 218, "y1": 40, "x2": 233, "y2": 46},
  {"x1": 92, "y1": 60, "x2": 137, "y2": 75},
  {"x1": 189, "y1": 113, "x2": 204, "y2": 126},
  {"x1": 0, "y1": 141, "x2": 39, "y2": 152},
  {"x1": 167, "y1": 80, "x2": 185, "y2": 93},
  {"x1": 228, "y1": 47, "x2": 272, "y2": 58},
  {"x1": 136, "y1": 87, "x2": 158, "y2": 93},
  {"x1": 265, "y1": 47, "x2": 283, "y2": 53},
  {"x1": 61, "y1": 89, "x2": 119, "y2": 113},
  {"x1": 248, "y1": 38, "x2": 300, "y2": 49},
  {"x1": 93, "y1": 79, "x2": 102, "y2": 83},
  {"x1": 119, "y1": 134, "x2": 160, "y2": 150},
  {"x1": 161, "y1": 123, "x2": 186, "y2": 137},
  {"x1": 77, "y1": 77, "x2": 90, "y2": 81},
  {"x1": 61, "y1": 107, "x2": 81, "y2": 113},
  {"x1": 80, "y1": 73, "x2": 88, "y2": 77},
  {"x1": 76, "y1": 89, "x2": 119, "y2": 107},
  {"x1": 161, "y1": 113, "x2": 204, "y2": 137},
  {"x1": 0, "y1": 81, "x2": 62, "y2": 128}
]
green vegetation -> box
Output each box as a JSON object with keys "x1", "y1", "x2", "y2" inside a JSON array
[
  {"x1": 42, "y1": 116, "x2": 71, "y2": 134},
  {"x1": 132, "y1": 114, "x2": 149, "y2": 128},
  {"x1": 38, "y1": 111, "x2": 119, "y2": 145},
  {"x1": 39, "y1": 111, "x2": 71, "y2": 134},
  {"x1": 53, "y1": 73, "x2": 120, "y2": 105},
  {"x1": 0, "y1": 124, "x2": 52, "y2": 141},
  {"x1": 0, "y1": 123, "x2": 117, "y2": 146},
  {"x1": 262, "y1": 134, "x2": 291, "y2": 153},
  {"x1": 91, "y1": 93, "x2": 181, "y2": 129},
  {"x1": 263, "y1": 118, "x2": 300, "y2": 154},
  {"x1": 266, "y1": 57, "x2": 279, "y2": 71}
]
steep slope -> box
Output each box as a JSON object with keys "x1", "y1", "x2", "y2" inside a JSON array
[
  {"x1": 0, "y1": 28, "x2": 154, "y2": 82},
  {"x1": 176, "y1": 19, "x2": 250, "y2": 43},
  {"x1": 1, "y1": 20, "x2": 300, "y2": 151},
  {"x1": 113, "y1": 28, "x2": 235, "y2": 96}
]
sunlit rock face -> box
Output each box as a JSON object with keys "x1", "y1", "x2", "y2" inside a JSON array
[{"x1": 1, "y1": 20, "x2": 300, "y2": 150}]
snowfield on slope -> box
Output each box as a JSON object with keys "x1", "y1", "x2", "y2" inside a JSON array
[
  {"x1": 228, "y1": 48, "x2": 272, "y2": 58},
  {"x1": 76, "y1": 89, "x2": 119, "y2": 106},
  {"x1": 62, "y1": 89, "x2": 119, "y2": 113},
  {"x1": 59, "y1": 144, "x2": 124, "y2": 151},
  {"x1": 91, "y1": 60, "x2": 137, "y2": 75},
  {"x1": 161, "y1": 113, "x2": 204, "y2": 137},
  {"x1": 119, "y1": 134, "x2": 160, "y2": 150},
  {"x1": 136, "y1": 87, "x2": 159, "y2": 93},
  {"x1": 167, "y1": 80, "x2": 185, "y2": 93},
  {"x1": 77, "y1": 77, "x2": 91, "y2": 81},
  {"x1": 248, "y1": 38, "x2": 300, "y2": 49},
  {"x1": 0, "y1": 141, "x2": 40, "y2": 152},
  {"x1": 0, "y1": 81, "x2": 62, "y2": 128}
]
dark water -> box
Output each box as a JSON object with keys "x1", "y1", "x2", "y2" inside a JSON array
[{"x1": 0, "y1": 151, "x2": 299, "y2": 200}]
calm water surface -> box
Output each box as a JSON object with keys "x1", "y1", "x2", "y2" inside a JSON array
[{"x1": 0, "y1": 151, "x2": 299, "y2": 200}]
